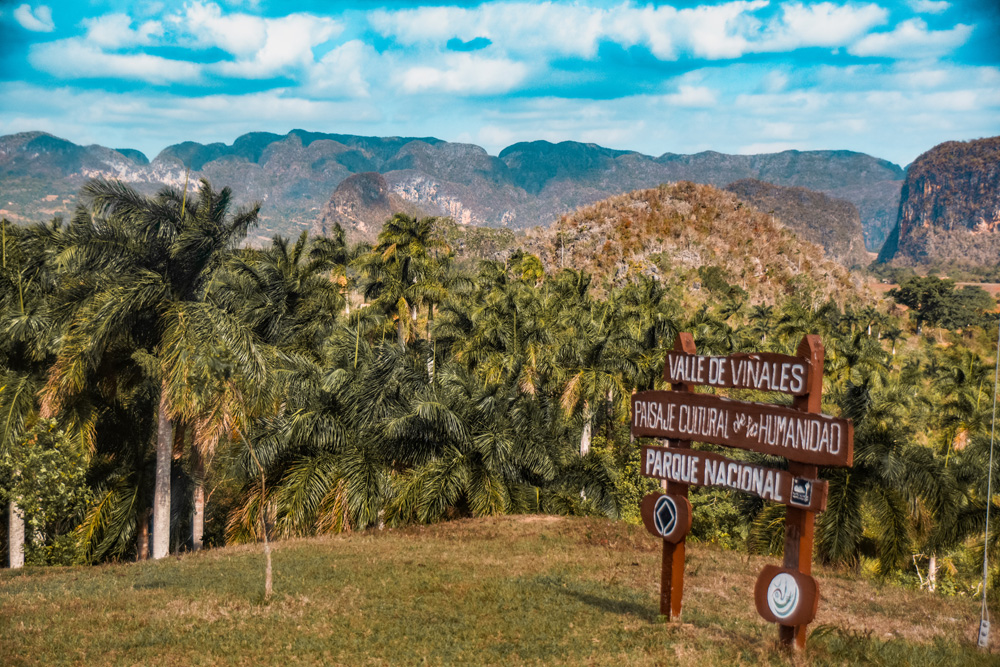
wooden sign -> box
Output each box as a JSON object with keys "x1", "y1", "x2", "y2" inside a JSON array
[
  {"x1": 631, "y1": 390, "x2": 853, "y2": 467},
  {"x1": 664, "y1": 351, "x2": 811, "y2": 395},
  {"x1": 640, "y1": 493, "x2": 692, "y2": 543},
  {"x1": 754, "y1": 565, "x2": 819, "y2": 627},
  {"x1": 640, "y1": 445, "x2": 828, "y2": 512},
  {"x1": 631, "y1": 333, "x2": 853, "y2": 651}
]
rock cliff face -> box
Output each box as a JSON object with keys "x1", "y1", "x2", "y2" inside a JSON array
[
  {"x1": 1, "y1": 130, "x2": 904, "y2": 250},
  {"x1": 878, "y1": 137, "x2": 1000, "y2": 267},
  {"x1": 725, "y1": 179, "x2": 869, "y2": 268}
]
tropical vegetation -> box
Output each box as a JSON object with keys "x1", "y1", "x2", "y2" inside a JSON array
[{"x1": 2, "y1": 177, "x2": 1000, "y2": 608}]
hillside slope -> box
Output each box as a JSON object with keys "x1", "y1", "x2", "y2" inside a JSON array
[
  {"x1": 725, "y1": 178, "x2": 869, "y2": 268},
  {"x1": 524, "y1": 182, "x2": 863, "y2": 304},
  {"x1": 0, "y1": 516, "x2": 991, "y2": 666},
  {"x1": 878, "y1": 136, "x2": 1000, "y2": 268}
]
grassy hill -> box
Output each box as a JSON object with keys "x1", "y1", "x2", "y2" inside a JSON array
[{"x1": 1, "y1": 516, "x2": 992, "y2": 665}]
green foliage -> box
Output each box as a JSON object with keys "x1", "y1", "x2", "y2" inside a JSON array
[
  {"x1": 889, "y1": 275, "x2": 995, "y2": 332},
  {"x1": 697, "y1": 265, "x2": 747, "y2": 301},
  {"x1": 688, "y1": 487, "x2": 749, "y2": 550},
  {"x1": 0, "y1": 419, "x2": 91, "y2": 564},
  {"x1": 7, "y1": 173, "x2": 1000, "y2": 615}
]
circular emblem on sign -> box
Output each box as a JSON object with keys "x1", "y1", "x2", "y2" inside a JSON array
[
  {"x1": 766, "y1": 572, "x2": 800, "y2": 620},
  {"x1": 640, "y1": 493, "x2": 692, "y2": 543},
  {"x1": 653, "y1": 495, "x2": 678, "y2": 537}
]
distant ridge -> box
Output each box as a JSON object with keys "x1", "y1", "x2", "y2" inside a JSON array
[{"x1": 0, "y1": 130, "x2": 904, "y2": 253}]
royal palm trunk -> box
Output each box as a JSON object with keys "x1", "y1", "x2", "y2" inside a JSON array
[
  {"x1": 152, "y1": 384, "x2": 173, "y2": 559},
  {"x1": 8, "y1": 501, "x2": 24, "y2": 568}
]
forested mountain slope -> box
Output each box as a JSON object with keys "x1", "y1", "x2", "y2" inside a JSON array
[
  {"x1": 725, "y1": 178, "x2": 869, "y2": 268},
  {"x1": 523, "y1": 181, "x2": 863, "y2": 304}
]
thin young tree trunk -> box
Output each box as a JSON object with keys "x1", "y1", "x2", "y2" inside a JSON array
[
  {"x1": 192, "y1": 445, "x2": 205, "y2": 552},
  {"x1": 243, "y1": 430, "x2": 272, "y2": 601},
  {"x1": 136, "y1": 508, "x2": 150, "y2": 561},
  {"x1": 580, "y1": 401, "x2": 592, "y2": 456},
  {"x1": 152, "y1": 385, "x2": 173, "y2": 560},
  {"x1": 8, "y1": 501, "x2": 24, "y2": 568},
  {"x1": 427, "y1": 304, "x2": 435, "y2": 380},
  {"x1": 397, "y1": 314, "x2": 406, "y2": 350},
  {"x1": 928, "y1": 553, "x2": 937, "y2": 592},
  {"x1": 262, "y1": 514, "x2": 272, "y2": 600}
]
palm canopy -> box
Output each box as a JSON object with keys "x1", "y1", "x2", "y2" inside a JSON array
[{"x1": 40, "y1": 178, "x2": 264, "y2": 560}]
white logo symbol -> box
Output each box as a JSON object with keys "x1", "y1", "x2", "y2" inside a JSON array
[
  {"x1": 653, "y1": 495, "x2": 677, "y2": 536},
  {"x1": 766, "y1": 573, "x2": 800, "y2": 620}
]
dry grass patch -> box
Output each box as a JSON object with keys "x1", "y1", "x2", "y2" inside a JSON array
[{"x1": 0, "y1": 516, "x2": 994, "y2": 666}]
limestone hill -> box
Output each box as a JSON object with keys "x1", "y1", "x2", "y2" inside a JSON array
[{"x1": 523, "y1": 182, "x2": 863, "y2": 304}]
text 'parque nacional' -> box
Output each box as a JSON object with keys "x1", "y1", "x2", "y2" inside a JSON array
[
  {"x1": 631, "y1": 390, "x2": 853, "y2": 467},
  {"x1": 640, "y1": 445, "x2": 828, "y2": 512}
]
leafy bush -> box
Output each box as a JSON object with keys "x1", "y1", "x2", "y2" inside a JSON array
[{"x1": 0, "y1": 419, "x2": 92, "y2": 565}]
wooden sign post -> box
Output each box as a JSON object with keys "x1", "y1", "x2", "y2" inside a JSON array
[
  {"x1": 660, "y1": 332, "x2": 695, "y2": 619},
  {"x1": 631, "y1": 333, "x2": 853, "y2": 651}
]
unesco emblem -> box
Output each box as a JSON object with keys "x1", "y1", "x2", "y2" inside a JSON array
[
  {"x1": 653, "y1": 495, "x2": 678, "y2": 536},
  {"x1": 754, "y1": 565, "x2": 818, "y2": 626},
  {"x1": 766, "y1": 572, "x2": 800, "y2": 620}
]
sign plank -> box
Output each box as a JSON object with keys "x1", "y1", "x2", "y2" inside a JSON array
[
  {"x1": 640, "y1": 445, "x2": 828, "y2": 512},
  {"x1": 631, "y1": 390, "x2": 853, "y2": 467},
  {"x1": 664, "y1": 351, "x2": 811, "y2": 395}
]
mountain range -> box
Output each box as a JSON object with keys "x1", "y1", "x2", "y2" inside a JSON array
[{"x1": 0, "y1": 130, "x2": 903, "y2": 254}]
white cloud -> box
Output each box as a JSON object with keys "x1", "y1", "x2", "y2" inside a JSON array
[
  {"x1": 83, "y1": 14, "x2": 162, "y2": 49},
  {"x1": 400, "y1": 54, "x2": 528, "y2": 95},
  {"x1": 307, "y1": 40, "x2": 375, "y2": 99},
  {"x1": 370, "y1": 1, "x2": 772, "y2": 61},
  {"x1": 13, "y1": 4, "x2": 54, "y2": 32},
  {"x1": 29, "y1": 40, "x2": 201, "y2": 84},
  {"x1": 173, "y1": 1, "x2": 341, "y2": 78},
  {"x1": 371, "y1": 3, "x2": 607, "y2": 58},
  {"x1": 760, "y1": 122, "x2": 797, "y2": 139},
  {"x1": 762, "y1": 2, "x2": 889, "y2": 50},
  {"x1": 849, "y1": 18, "x2": 973, "y2": 58},
  {"x1": 477, "y1": 125, "x2": 518, "y2": 149},
  {"x1": 173, "y1": 2, "x2": 267, "y2": 57},
  {"x1": 661, "y1": 85, "x2": 718, "y2": 108},
  {"x1": 909, "y1": 0, "x2": 950, "y2": 14},
  {"x1": 762, "y1": 70, "x2": 790, "y2": 93},
  {"x1": 369, "y1": 1, "x2": 901, "y2": 63},
  {"x1": 213, "y1": 14, "x2": 340, "y2": 79}
]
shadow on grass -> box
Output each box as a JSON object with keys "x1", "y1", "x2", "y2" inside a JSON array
[{"x1": 546, "y1": 580, "x2": 659, "y2": 622}]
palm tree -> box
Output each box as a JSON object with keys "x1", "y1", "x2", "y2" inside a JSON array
[
  {"x1": 558, "y1": 298, "x2": 641, "y2": 456},
  {"x1": 356, "y1": 214, "x2": 445, "y2": 350},
  {"x1": 817, "y1": 373, "x2": 943, "y2": 574},
  {"x1": 0, "y1": 217, "x2": 67, "y2": 567},
  {"x1": 41, "y1": 178, "x2": 264, "y2": 559},
  {"x1": 216, "y1": 231, "x2": 345, "y2": 358}
]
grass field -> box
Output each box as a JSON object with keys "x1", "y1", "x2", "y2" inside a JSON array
[{"x1": 1, "y1": 516, "x2": 995, "y2": 666}]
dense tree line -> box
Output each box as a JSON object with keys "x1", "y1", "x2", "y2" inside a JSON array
[{"x1": 2, "y1": 178, "x2": 1000, "y2": 599}]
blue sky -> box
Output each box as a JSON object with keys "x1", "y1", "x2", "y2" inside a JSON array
[{"x1": 1, "y1": 0, "x2": 997, "y2": 166}]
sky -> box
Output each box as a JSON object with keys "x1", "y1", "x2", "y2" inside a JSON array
[{"x1": 0, "y1": 0, "x2": 997, "y2": 167}]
